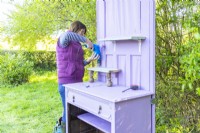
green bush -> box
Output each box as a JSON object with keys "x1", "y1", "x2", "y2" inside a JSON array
[
  {"x1": 180, "y1": 36, "x2": 200, "y2": 95},
  {"x1": 0, "y1": 50, "x2": 56, "y2": 71},
  {"x1": 22, "y1": 51, "x2": 56, "y2": 71},
  {"x1": 0, "y1": 53, "x2": 33, "y2": 86}
]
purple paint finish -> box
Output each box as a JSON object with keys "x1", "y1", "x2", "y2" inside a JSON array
[
  {"x1": 78, "y1": 113, "x2": 111, "y2": 133},
  {"x1": 65, "y1": 0, "x2": 155, "y2": 132},
  {"x1": 97, "y1": 0, "x2": 155, "y2": 132},
  {"x1": 65, "y1": 82, "x2": 153, "y2": 133}
]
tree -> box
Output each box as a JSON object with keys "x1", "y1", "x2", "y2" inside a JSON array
[
  {"x1": 2, "y1": 0, "x2": 96, "y2": 50},
  {"x1": 156, "y1": 0, "x2": 200, "y2": 132}
]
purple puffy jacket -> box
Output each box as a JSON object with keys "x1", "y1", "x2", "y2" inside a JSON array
[{"x1": 56, "y1": 39, "x2": 84, "y2": 84}]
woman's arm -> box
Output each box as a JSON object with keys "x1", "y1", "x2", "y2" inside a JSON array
[{"x1": 59, "y1": 31, "x2": 87, "y2": 47}]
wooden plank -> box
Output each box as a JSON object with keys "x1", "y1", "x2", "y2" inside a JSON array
[
  {"x1": 99, "y1": 36, "x2": 146, "y2": 41},
  {"x1": 87, "y1": 67, "x2": 121, "y2": 73},
  {"x1": 78, "y1": 113, "x2": 111, "y2": 133}
]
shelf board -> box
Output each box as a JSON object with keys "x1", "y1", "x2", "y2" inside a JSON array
[
  {"x1": 87, "y1": 67, "x2": 121, "y2": 73},
  {"x1": 99, "y1": 36, "x2": 146, "y2": 41},
  {"x1": 78, "y1": 113, "x2": 111, "y2": 133}
]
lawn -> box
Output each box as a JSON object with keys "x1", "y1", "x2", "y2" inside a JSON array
[{"x1": 0, "y1": 71, "x2": 62, "y2": 133}]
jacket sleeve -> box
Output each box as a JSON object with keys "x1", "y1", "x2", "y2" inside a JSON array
[{"x1": 59, "y1": 31, "x2": 87, "y2": 48}]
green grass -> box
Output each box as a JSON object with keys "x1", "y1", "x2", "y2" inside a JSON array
[{"x1": 0, "y1": 71, "x2": 62, "y2": 133}]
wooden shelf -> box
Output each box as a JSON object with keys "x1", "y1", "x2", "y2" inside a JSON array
[
  {"x1": 87, "y1": 67, "x2": 121, "y2": 87},
  {"x1": 99, "y1": 36, "x2": 146, "y2": 41},
  {"x1": 78, "y1": 113, "x2": 111, "y2": 133},
  {"x1": 87, "y1": 67, "x2": 121, "y2": 73}
]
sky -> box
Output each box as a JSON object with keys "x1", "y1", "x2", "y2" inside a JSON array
[
  {"x1": 0, "y1": 2, "x2": 14, "y2": 22},
  {"x1": 0, "y1": 0, "x2": 23, "y2": 22},
  {"x1": 0, "y1": 0, "x2": 24, "y2": 49},
  {"x1": 0, "y1": 0, "x2": 56, "y2": 50}
]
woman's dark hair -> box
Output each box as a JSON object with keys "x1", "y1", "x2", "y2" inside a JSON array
[{"x1": 69, "y1": 21, "x2": 87, "y2": 34}]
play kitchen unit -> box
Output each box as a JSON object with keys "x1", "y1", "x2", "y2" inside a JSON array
[{"x1": 64, "y1": 0, "x2": 155, "y2": 132}]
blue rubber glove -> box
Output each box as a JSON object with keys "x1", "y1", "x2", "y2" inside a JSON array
[
  {"x1": 93, "y1": 44, "x2": 101, "y2": 65},
  {"x1": 82, "y1": 44, "x2": 101, "y2": 65},
  {"x1": 93, "y1": 44, "x2": 101, "y2": 56}
]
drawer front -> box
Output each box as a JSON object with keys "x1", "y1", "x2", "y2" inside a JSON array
[{"x1": 67, "y1": 91, "x2": 112, "y2": 121}]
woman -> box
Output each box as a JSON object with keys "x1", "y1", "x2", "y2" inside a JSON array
[{"x1": 55, "y1": 20, "x2": 99, "y2": 133}]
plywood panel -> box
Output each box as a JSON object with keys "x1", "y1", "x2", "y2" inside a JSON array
[
  {"x1": 140, "y1": 0, "x2": 151, "y2": 91},
  {"x1": 130, "y1": 55, "x2": 141, "y2": 87},
  {"x1": 96, "y1": 0, "x2": 155, "y2": 93},
  {"x1": 105, "y1": 0, "x2": 141, "y2": 38},
  {"x1": 115, "y1": 41, "x2": 140, "y2": 55},
  {"x1": 117, "y1": 55, "x2": 126, "y2": 86},
  {"x1": 106, "y1": 55, "x2": 114, "y2": 68},
  {"x1": 96, "y1": 0, "x2": 106, "y2": 40}
]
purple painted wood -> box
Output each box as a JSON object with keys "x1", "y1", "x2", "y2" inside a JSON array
[
  {"x1": 65, "y1": 82, "x2": 153, "y2": 133},
  {"x1": 113, "y1": 96, "x2": 152, "y2": 133},
  {"x1": 65, "y1": 0, "x2": 155, "y2": 132},
  {"x1": 97, "y1": 0, "x2": 155, "y2": 92},
  {"x1": 65, "y1": 82, "x2": 153, "y2": 102},
  {"x1": 78, "y1": 113, "x2": 111, "y2": 133},
  {"x1": 96, "y1": 0, "x2": 155, "y2": 132}
]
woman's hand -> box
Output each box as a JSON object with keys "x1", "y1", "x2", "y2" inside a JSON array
[
  {"x1": 85, "y1": 39, "x2": 93, "y2": 49},
  {"x1": 86, "y1": 52, "x2": 100, "y2": 63}
]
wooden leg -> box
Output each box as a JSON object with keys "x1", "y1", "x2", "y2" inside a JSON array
[
  {"x1": 89, "y1": 70, "x2": 94, "y2": 83},
  {"x1": 106, "y1": 72, "x2": 112, "y2": 87}
]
